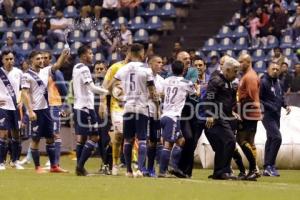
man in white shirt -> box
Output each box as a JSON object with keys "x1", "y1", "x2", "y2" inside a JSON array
[
  {"x1": 73, "y1": 45, "x2": 108, "y2": 176},
  {"x1": 21, "y1": 49, "x2": 69, "y2": 173},
  {"x1": 0, "y1": 50, "x2": 23, "y2": 170},
  {"x1": 159, "y1": 60, "x2": 197, "y2": 178},
  {"x1": 108, "y1": 43, "x2": 158, "y2": 177}
]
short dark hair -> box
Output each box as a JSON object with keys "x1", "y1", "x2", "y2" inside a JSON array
[
  {"x1": 94, "y1": 60, "x2": 107, "y2": 68},
  {"x1": 0, "y1": 50, "x2": 14, "y2": 61},
  {"x1": 130, "y1": 43, "x2": 144, "y2": 54},
  {"x1": 43, "y1": 51, "x2": 52, "y2": 59},
  {"x1": 78, "y1": 45, "x2": 91, "y2": 57},
  {"x1": 29, "y1": 50, "x2": 42, "y2": 59},
  {"x1": 193, "y1": 55, "x2": 203, "y2": 61},
  {"x1": 172, "y1": 60, "x2": 184, "y2": 75}
]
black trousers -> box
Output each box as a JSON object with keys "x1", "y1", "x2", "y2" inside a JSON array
[
  {"x1": 205, "y1": 120, "x2": 236, "y2": 177},
  {"x1": 262, "y1": 112, "x2": 282, "y2": 167}
]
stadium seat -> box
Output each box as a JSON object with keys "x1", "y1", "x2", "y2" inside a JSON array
[
  {"x1": 234, "y1": 37, "x2": 248, "y2": 51},
  {"x1": 19, "y1": 31, "x2": 35, "y2": 43},
  {"x1": 1, "y1": 32, "x2": 17, "y2": 43},
  {"x1": 238, "y1": 49, "x2": 249, "y2": 57},
  {"x1": 108, "y1": 52, "x2": 122, "y2": 62},
  {"x1": 206, "y1": 51, "x2": 220, "y2": 63},
  {"x1": 140, "y1": 0, "x2": 152, "y2": 4},
  {"x1": 14, "y1": 7, "x2": 29, "y2": 20},
  {"x1": 94, "y1": 52, "x2": 105, "y2": 62},
  {"x1": 265, "y1": 49, "x2": 274, "y2": 61},
  {"x1": 169, "y1": 0, "x2": 186, "y2": 4},
  {"x1": 84, "y1": 30, "x2": 99, "y2": 43},
  {"x1": 253, "y1": 60, "x2": 266, "y2": 73},
  {"x1": 264, "y1": 36, "x2": 279, "y2": 50},
  {"x1": 90, "y1": 41, "x2": 98, "y2": 53},
  {"x1": 280, "y1": 35, "x2": 294, "y2": 49},
  {"x1": 133, "y1": 29, "x2": 149, "y2": 43},
  {"x1": 69, "y1": 30, "x2": 84, "y2": 43},
  {"x1": 146, "y1": 16, "x2": 162, "y2": 30},
  {"x1": 9, "y1": 19, "x2": 27, "y2": 33},
  {"x1": 27, "y1": 19, "x2": 36, "y2": 29},
  {"x1": 63, "y1": 6, "x2": 79, "y2": 18},
  {"x1": 283, "y1": 48, "x2": 294, "y2": 59},
  {"x1": 29, "y1": 6, "x2": 42, "y2": 19},
  {"x1": 252, "y1": 49, "x2": 266, "y2": 62},
  {"x1": 113, "y1": 17, "x2": 128, "y2": 29},
  {"x1": 70, "y1": 41, "x2": 83, "y2": 55},
  {"x1": 0, "y1": 21, "x2": 8, "y2": 33},
  {"x1": 232, "y1": 25, "x2": 248, "y2": 38},
  {"x1": 35, "y1": 42, "x2": 50, "y2": 51},
  {"x1": 202, "y1": 38, "x2": 219, "y2": 52},
  {"x1": 129, "y1": 16, "x2": 146, "y2": 30},
  {"x1": 19, "y1": 43, "x2": 32, "y2": 56},
  {"x1": 218, "y1": 37, "x2": 234, "y2": 51},
  {"x1": 152, "y1": 0, "x2": 167, "y2": 3},
  {"x1": 215, "y1": 26, "x2": 232, "y2": 39},
  {"x1": 143, "y1": 3, "x2": 160, "y2": 17},
  {"x1": 52, "y1": 42, "x2": 65, "y2": 56},
  {"x1": 223, "y1": 50, "x2": 236, "y2": 58},
  {"x1": 160, "y1": 2, "x2": 176, "y2": 18}
]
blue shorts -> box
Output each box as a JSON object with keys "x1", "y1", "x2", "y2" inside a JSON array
[
  {"x1": 148, "y1": 117, "x2": 161, "y2": 143},
  {"x1": 123, "y1": 113, "x2": 148, "y2": 140},
  {"x1": 73, "y1": 108, "x2": 98, "y2": 136},
  {"x1": 50, "y1": 106, "x2": 61, "y2": 134},
  {"x1": 160, "y1": 116, "x2": 182, "y2": 143},
  {"x1": 0, "y1": 108, "x2": 19, "y2": 131},
  {"x1": 30, "y1": 108, "x2": 54, "y2": 140}
]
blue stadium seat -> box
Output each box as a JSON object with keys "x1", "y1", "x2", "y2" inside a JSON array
[
  {"x1": 35, "y1": 42, "x2": 50, "y2": 51},
  {"x1": 29, "y1": 6, "x2": 42, "y2": 19},
  {"x1": 143, "y1": 3, "x2": 160, "y2": 17},
  {"x1": 129, "y1": 16, "x2": 146, "y2": 30},
  {"x1": 70, "y1": 41, "x2": 83, "y2": 55},
  {"x1": 133, "y1": 29, "x2": 149, "y2": 43},
  {"x1": 0, "y1": 21, "x2": 8, "y2": 33},
  {"x1": 202, "y1": 38, "x2": 219, "y2": 52},
  {"x1": 84, "y1": 30, "x2": 99, "y2": 43},
  {"x1": 253, "y1": 60, "x2": 266, "y2": 73},
  {"x1": 169, "y1": 0, "x2": 186, "y2": 4},
  {"x1": 252, "y1": 49, "x2": 266, "y2": 62},
  {"x1": 223, "y1": 50, "x2": 236, "y2": 58},
  {"x1": 238, "y1": 49, "x2": 250, "y2": 57},
  {"x1": 140, "y1": 0, "x2": 152, "y2": 4},
  {"x1": 94, "y1": 52, "x2": 105, "y2": 62},
  {"x1": 232, "y1": 25, "x2": 248, "y2": 38},
  {"x1": 264, "y1": 36, "x2": 279, "y2": 50},
  {"x1": 113, "y1": 17, "x2": 128, "y2": 29},
  {"x1": 283, "y1": 48, "x2": 294, "y2": 59},
  {"x1": 14, "y1": 7, "x2": 29, "y2": 20},
  {"x1": 108, "y1": 52, "x2": 122, "y2": 62},
  {"x1": 1, "y1": 32, "x2": 17, "y2": 43},
  {"x1": 160, "y1": 2, "x2": 176, "y2": 18},
  {"x1": 152, "y1": 0, "x2": 167, "y2": 3},
  {"x1": 19, "y1": 31, "x2": 35, "y2": 43},
  {"x1": 69, "y1": 30, "x2": 84, "y2": 43},
  {"x1": 218, "y1": 37, "x2": 234, "y2": 51},
  {"x1": 90, "y1": 41, "x2": 98, "y2": 53},
  {"x1": 27, "y1": 19, "x2": 36, "y2": 29},
  {"x1": 206, "y1": 51, "x2": 220, "y2": 63},
  {"x1": 280, "y1": 35, "x2": 294, "y2": 49},
  {"x1": 9, "y1": 19, "x2": 26, "y2": 33},
  {"x1": 146, "y1": 16, "x2": 162, "y2": 30},
  {"x1": 19, "y1": 43, "x2": 32, "y2": 56},
  {"x1": 265, "y1": 49, "x2": 274, "y2": 61},
  {"x1": 234, "y1": 37, "x2": 248, "y2": 51},
  {"x1": 63, "y1": 6, "x2": 79, "y2": 18},
  {"x1": 52, "y1": 42, "x2": 65, "y2": 56},
  {"x1": 215, "y1": 26, "x2": 232, "y2": 39}
]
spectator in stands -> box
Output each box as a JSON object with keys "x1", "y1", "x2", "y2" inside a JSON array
[
  {"x1": 271, "y1": 47, "x2": 286, "y2": 66},
  {"x1": 119, "y1": 0, "x2": 141, "y2": 19},
  {"x1": 279, "y1": 62, "x2": 293, "y2": 93},
  {"x1": 268, "y1": 4, "x2": 288, "y2": 40},
  {"x1": 0, "y1": 36, "x2": 22, "y2": 66},
  {"x1": 248, "y1": 12, "x2": 261, "y2": 46},
  {"x1": 48, "y1": 10, "x2": 70, "y2": 46},
  {"x1": 188, "y1": 49, "x2": 197, "y2": 64},
  {"x1": 292, "y1": 6, "x2": 300, "y2": 39},
  {"x1": 1, "y1": 0, "x2": 14, "y2": 19},
  {"x1": 102, "y1": 0, "x2": 119, "y2": 22},
  {"x1": 207, "y1": 55, "x2": 220, "y2": 75},
  {"x1": 100, "y1": 21, "x2": 121, "y2": 59},
  {"x1": 240, "y1": 0, "x2": 257, "y2": 24},
  {"x1": 32, "y1": 10, "x2": 51, "y2": 43},
  {"x1": 14, "y1": 0, "x2": 34, "y2": 13},
  {"x1": 120, "y1": 23, "x2": 132, "y2": 46},
  {"x1": 289, "y1": 63, "x2": 300, "y2": 93}
]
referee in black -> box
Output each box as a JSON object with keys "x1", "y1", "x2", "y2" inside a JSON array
[{"x1": 205, "y1": 57, "x2": 240, "y2": 180}]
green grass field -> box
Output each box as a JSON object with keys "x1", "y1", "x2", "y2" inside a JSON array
[{"x1": 1, "y1": 156, "x2": 300, "y2": 200}]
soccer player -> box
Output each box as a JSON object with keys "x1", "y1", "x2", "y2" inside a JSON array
[
  {"x1": 236, "y1": 53, "x2": 262, "y2": 180},
  {"x1": 158, "y1": 60, "x2": 197, "y2": 178},
  {"x1": 21, "y1": 49, "x2": 69, "y2": 173},
  {"x1": 0, "y1": 50, "x2": 23, "y2": 170},
  {"x1": 107, "y1": 43, "x2": 157, "y2": 177},
  {"x1": 146, "y1": 55, "x2": 164, "y2": 177},
  {"x1": 73, "y1": 45, "x2": 108, "y2": 176}
]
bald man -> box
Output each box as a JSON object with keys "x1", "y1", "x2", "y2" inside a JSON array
[
  {"x1": 237, "y1": 54, "x2": 262, "y2": 180},
  {"x1": 177, "y1": 51, "x2": 198, "y2": 83}
]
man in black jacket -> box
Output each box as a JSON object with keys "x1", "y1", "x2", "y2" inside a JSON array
[
  {"x1": 260, "y1": 62, "x2": 291, "y2": 177},
  {"x1": 205, "y1": 57, "x2": 240, "y2": 180}
]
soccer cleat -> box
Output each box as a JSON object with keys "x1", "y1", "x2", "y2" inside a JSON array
[
  {"x1": 75, "y1": 166, "x2": 89, "y2": 176},
  {"x1": 271, "y1": 166, "x2": 280, "y2": 177},
  {"x1": 35, "y1": 166, "x2": 48, "y2": 174},
  {"x1": 246, "y1": 171, "x2": 258, "y2": 181},
  {"x1": 125, "y1": 172, "x2": 134, "y2": 178},
  {"x1": 50, "y1": 165, "x2": 69, "y2": 173},
  {"x1": 263, "y1": 165, "x2": 275, "y2": 177},
  {"x1": 133, "y1": 170, "x2": 143, "y2": 178},
  {"x1": 148, "y1": 169, "x2": 157, "y2": 178},
  {"x1": 112, "y1": 165, "x2": 119, "y2": 176},
  {"x1": 141, "y1": 168, "x2": 149, "y2": 177},
  {"x1": 157, "y1": 172, "x2": 172, "y2": 178},
  {"x1": 168, "y1": 168, "x2": 188, "y2": 178},
  {"x1": 0, "y1": 163, "x2": 6, "y2": 170},
  {"x1": 237, "y1": 172, "x2": 247, "y2": 180},
  {"x1": 98, "y1": 165, "x2": 111, "y2": 175},
  {"x1": 45, "y1": 160, "x2": 51, "y2": 167},
  {"x1": 10, "y1": 161, "x2": 25, "y2": 170},
  {"x1": 19, "y1": 157, "x2": 31, "y2": 165}
]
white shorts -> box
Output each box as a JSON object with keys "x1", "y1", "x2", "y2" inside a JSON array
[{"x1": 111, "y1": 111, "x2": 124, "y2": 133}]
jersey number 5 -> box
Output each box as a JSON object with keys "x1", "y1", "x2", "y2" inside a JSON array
[{"x1": 129, "y1": 73, "x2": 136, "y2": 91}]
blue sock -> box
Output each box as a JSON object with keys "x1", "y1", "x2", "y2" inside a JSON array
[
  {"x1": 147, "y1": 145, "x2": 156, "y2": 171},
  {"x1": 170, "y1": 145, "x2": 182, "y2": 169},
  {"x1": 76, "y1": 143, "x2": 84, "y2": 164},
  {"x1": 0, "y1": 139, "x2": 7, "y2": 164},
  {"x1": 138, "y1": 140, "x2": 147, "y2": 171},
  {"x1": 55, "y1": 138, "x2": 62, "y2": 165},
  {"x1": 156, "y1": 144, "x2": 163, "y2": 163},
  {"x1": 78, "y1": 140, "x2": 96, "y2": 169},
  {"x1": 31, "y1": 148, "x2": 40, "y2": 167},
  {"x1": 46, "y1": 143, "x2": 56, "y2": 166},
  {"x1": 124, "y1": 143, "x2": 133, "y2": 173},
  {"x1": 11, "y1": 138, "x2": 20, "y2": 162},
  {"x1": 26, "y1": 147, "x2": 32, "y2": 161},
  {"x1": 159, "y1": 148, "x2": 171, "y2": 174}
]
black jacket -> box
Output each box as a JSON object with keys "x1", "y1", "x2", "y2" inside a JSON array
[{"x1": 260, "y1": 73, "x2": 287, "y2": 116}]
